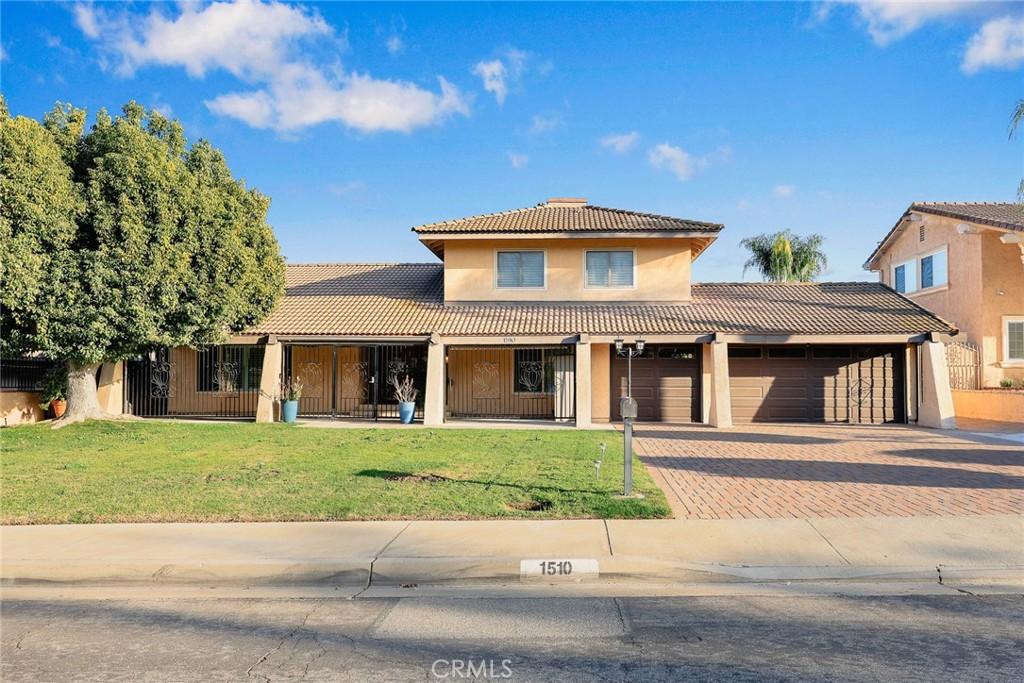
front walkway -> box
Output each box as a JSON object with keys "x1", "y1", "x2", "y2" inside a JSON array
[{"x1": 633, "y1": 424, "x2": 1024, "y2": 520}]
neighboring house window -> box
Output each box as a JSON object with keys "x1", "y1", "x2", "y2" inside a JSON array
[
  {"x1": 496, "y1": 251, "x2": 545, "y2": 288},
  {"x1": 197, "y1": 345, "x2": 264, "y2": 392},
  {"x1": 892, "y1": 259, "x2": 916, "y2": 294},
  {"x1": 918, "y1": 247, "x2": 947, "y2": 290},
  {"x1": 1005, "y1": 317, "x2": 1024, "y2": 364},
  {"x1": 585, "y1": 250, "x2": 635, "y2": 288}
]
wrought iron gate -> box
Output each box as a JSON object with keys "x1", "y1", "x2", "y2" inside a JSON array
[
  {"x1": 282, "y1": 343, "x2": 427, "y2": 420},
  {"x1": 946, "y1": 341, "x2": 981, "y2": 390}
]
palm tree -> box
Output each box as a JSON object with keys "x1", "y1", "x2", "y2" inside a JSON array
[
  {"x1": 740, "y1": 230, "x2": 828, "y2": 282},
  {"x1": 1011, "y1": 99, "x2": 1024, "y2": 201}
]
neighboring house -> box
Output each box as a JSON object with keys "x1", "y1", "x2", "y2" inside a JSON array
[
  {"x1": 102, "y1": 197, "x2": 956, "y2": 429},
  {"x1": 864, "y1": 202, "x2": 1024, "y2": 389}
]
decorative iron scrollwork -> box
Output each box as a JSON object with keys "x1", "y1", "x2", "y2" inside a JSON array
[
  {"x1": 472, "y1": 361, "x2": 499, "y2": 399},
  {"x1": 213, "y1": 361, "x2": 240, "y2": 393},
  {"x1": 150, "y1": 361, "x2": 176, "y2": 398},
  {"x1": 296, "y1": 361, "x2": 323, "y2": 395},
  {"x1": 517, "y1": 360, "x2": 544, "y2": 393},
  {"x1": 387, "y1": 360, "x2": 409, "y2": 385},
  {"x1": 341, "y1": 362, "x2": 369, "y2": 400},
  {"x1": 848, "y1": 378, "x2": 874, "y2": 405}
]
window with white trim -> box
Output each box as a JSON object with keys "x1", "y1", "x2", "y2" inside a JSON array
[
  {"x1": 892, "y1": 260, "x2": 915, "y2": 293},
  {"x1": 1005, "y1": 317, "x2": 1024, "y2": 364},
  {"x1": 496, "y1": 251, "x2": 545, "y2": 288},
  {"x1": 585, "y1": 250, "x2": 634, "y2": 288},
  {"x1": 918, "y1": 247, "x2": 947, "y2": 290}
]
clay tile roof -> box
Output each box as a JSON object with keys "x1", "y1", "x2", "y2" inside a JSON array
[
  {"x1": 412, "y1": 201, "x2": 723, "y2": 235},
  {"x1": 865, "y1": 202, "x2": 1023, "y2": 268},
  {"x1": 912, "y1": 202, "x2": 1024, "y2": 231},
  {"x1": 248, "y1": 263, "x2": 444, "y2": 337},
  {"x1": 248, "y1": 265, "x2": 954, "y2": 337}
]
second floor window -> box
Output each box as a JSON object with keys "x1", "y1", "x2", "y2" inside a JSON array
[
  {"x1": 586, "y1": 250, "x2": 634, "y2": 288},
  {"x1": 894, "y1": 264, "x2": 905, "y2": 293},
  {"x1": 496, "y1": 251, "x2": 545, "y2": 288}
]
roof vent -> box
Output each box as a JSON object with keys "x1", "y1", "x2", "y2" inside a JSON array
[{"x1": 544, "y1": 197, "x2": 587, "y2": 208}]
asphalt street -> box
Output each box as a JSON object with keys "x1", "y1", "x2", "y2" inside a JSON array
[{"x1": 2, "y1": 592, "x2": 1021, "y2": 682}]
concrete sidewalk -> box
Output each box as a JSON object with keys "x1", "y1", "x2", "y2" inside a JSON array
[{"x1": 2, "y1": 515, "x2": 1021, "y2": 589}]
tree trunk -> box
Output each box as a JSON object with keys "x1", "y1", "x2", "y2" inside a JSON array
[{"x1": 51, "y1": 361, "x2": 106, "y2": 428}]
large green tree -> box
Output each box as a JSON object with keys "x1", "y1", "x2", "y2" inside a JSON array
[
  {"x1": 740, "y1": 230, "x2": 828, "y2": 283},
  {"x1": 1, "y1": 100, "x2": 285, "y2": 425}
]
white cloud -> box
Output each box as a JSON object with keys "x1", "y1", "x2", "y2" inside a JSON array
[
  {"x1": 529, "y1": 113, "x2": 562, "y2": 134},
  {"x1": 73, "y1": 0, "x2": 470, "y2": 134},
  {"x1": 962, "y1": 15, "x2": 1024, "y2": 73},
  {"x1": 773, "y1": 184, "x2": 796, "y2": 198},
  {"x1": 833, "y1": 1, "x2": 975, "y2": 46},
  {"x1": 599, "y1": 131, "x2": 640, "y2": 153},
  {"x1": 386, "y1": 35, "x2": 403, "y2": 55},
  {"x1": 507, "y1": 152, "x2": 529, "y2": 169},
  {"x1": 473, "y1": 59, "x2": 508, "y2": 104},
  {"x1": 647, "y1": 143, "x2": 697, "y2": 181},
  {"x1": 327, "y1": 180, "x2": 365, "y2": 197},
  {"x1": 206, "y1": 90, "x2": 275, "y2": 127},
  {"x1": 73, "y1": 3, "x2": 101, "y2": 39},
  {"x1": 473, "y1": 46, "x2": 528, "y2": 104}
]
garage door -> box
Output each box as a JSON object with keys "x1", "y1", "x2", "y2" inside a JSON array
[
  {"x1": 612, "y1": 345, "x2": 700, "y2": 422},
  {"x1": 729, "y1": 345, "x2": 904, "y2": 424}
]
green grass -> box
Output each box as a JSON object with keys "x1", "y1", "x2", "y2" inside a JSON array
[{"x1": 0, "y1": 421, "x2": 671, "y2": 523}]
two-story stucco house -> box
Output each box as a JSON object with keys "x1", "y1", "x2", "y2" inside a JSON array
[
  {"x1": 864, "y1": 202, "x2": 1024, "y2": 389},
  {"x1": 104, "y1": 198, "x2": 957, "y2": 429}
]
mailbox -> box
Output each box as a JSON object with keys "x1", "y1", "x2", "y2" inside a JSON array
[{"x1": 620, "y1": 396, "x2": 638, "y2": 420}]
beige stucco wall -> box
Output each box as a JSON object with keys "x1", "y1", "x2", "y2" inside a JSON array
[
  {"x1": 1, "y1": 391, "x2": 45, "y2": 426},
  {"x1": 952, "y1": 389, "x2": 1024, "y2": 424},
  {"x1": 591, "y1": 343, "x2": 611, "y2": 422},
  {"x1": 873, "y1": 213, "x2": 1023, "y2": 386},
  {"x1": 442, "y1": 237, "x2": 693, "y2": 302}
]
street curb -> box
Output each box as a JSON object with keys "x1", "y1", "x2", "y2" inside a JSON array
[
  {"x1": 0, "y1": 560, "x2": 370, "y2": 586},
  {"x1": 3, "y1": 556, "x2": 1020, "y2": 588}
]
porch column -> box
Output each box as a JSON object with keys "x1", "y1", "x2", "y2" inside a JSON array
[
  {"x1": 918, "y1": 341, "x2": 956, "y2": 430},
  {"x1": 256, "y1": 339, "x2": 282, "y2": 423},
  {"x1": 424, "y1": 336, "x2": 445, "y2": 426},
  {"x1": 96, "y1": 361, "x2": 124, "y2": 415},
  {"x1": 575, "y1": 337, "x2": 592, "y2": 428},
  {"x1": 707, "y1": 340, "x2": 733, "y2": 428}
]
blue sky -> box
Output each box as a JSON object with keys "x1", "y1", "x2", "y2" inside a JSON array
[{"x1": 2, "y1": 1, "x2": 1021, "y2": 281}]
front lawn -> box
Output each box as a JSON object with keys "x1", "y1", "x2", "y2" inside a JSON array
[{"x1": 0, "y1": 422, "x2": 670, "y2": 523}]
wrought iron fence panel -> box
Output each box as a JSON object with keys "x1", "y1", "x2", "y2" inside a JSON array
[
  {"x1": 446, "y1": 345, "x2": 576, "y2": 421},
  {"x1": 125, "y1": 346, "x2": 260, "y2": 418},
  {"x1": 282, "y1": 343, "x2": 428, "y2": 421},
  {"x1": 0, "y1": 357, "x2": 54, "y2": 391},
  {"x1": 946, "y1": 341, "x2": 981, "y2": 390}
]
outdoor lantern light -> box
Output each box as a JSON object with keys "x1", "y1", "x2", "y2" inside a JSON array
[
  {"x1": 614, "y1": 338, "x2": 624, "y2": 352},
  {"x1": 636, "y1": 337, "x2": 645, "y2": 353}
]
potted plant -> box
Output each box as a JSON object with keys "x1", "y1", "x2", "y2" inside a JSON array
[
  {"x1": 391, "y1": 374, "x2": 419, "y2": 424},
  {"x1": 280, "y1": 378, "x2": 303, "y2": 424},
  {"x1": 39, "y1": 365, "x2": 68, "y2": 419}
]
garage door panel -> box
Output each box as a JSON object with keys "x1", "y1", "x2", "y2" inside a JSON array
[
  {"x1": 729, "y1": 345, "x2": 904, "y2": 425},
  {"x1": 612, "y1": 346, "x2": 700, "y2": 422}
]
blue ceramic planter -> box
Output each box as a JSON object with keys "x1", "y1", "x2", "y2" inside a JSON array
[
  {"x1": 398, "y1": 401, "x2": 416, "y2": 424},
  {"x1": 282, "y1": 400, "x2": 299, "y2": 423}
]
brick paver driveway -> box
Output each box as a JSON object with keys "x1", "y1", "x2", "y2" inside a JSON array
[{"x1": 633, "y1": 424, "x2": 1023, "y2": 519}]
